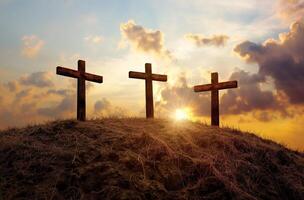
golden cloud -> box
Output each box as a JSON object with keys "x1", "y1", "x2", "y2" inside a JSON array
[
  {"x1": 0, "y1": 72, "x2": 76, "y2": 129},
  {"x1": 120, "y1": 20, "x2": 172, "y2": 60},
  {"x1": 277, "y1": 0, "x2": 304, "y2": 21}
]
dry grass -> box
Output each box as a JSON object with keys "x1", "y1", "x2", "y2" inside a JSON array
[{"x1": 0, "y1": 118, "x2": 303, "y2": 200}]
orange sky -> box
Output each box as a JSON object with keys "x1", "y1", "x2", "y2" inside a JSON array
[{"x1": 0, "y1": 0, "x2": 304, "y2": 151}]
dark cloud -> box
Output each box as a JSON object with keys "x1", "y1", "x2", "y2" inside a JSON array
[
  {"x1": 20, "y1": 72, "x2": 53, "y2": 87},
  {"x1": 15, "y1": 89, "x2": 32, "y2": 100},
  {"x1": 120, "y1": 20, "x2": 172, "y2": 59},
  {"x1": 221, "y1": 70, "x2": 280, "y2": 114},
  {"x1": 94, "y1": 98, "x2": 129, "y2": 117},
  {"x1": 94, "y1": 98, "x2": 111, "y2": 113},
  {"x1": 185, "y1": 34, "x2": 229, "y2": 47},
  {"x1": 37, "y1": 95, "x2": 75, "y2": 118},
  {"x1": 47, "y1": 89, "x2": 73, "y2": 97},
  {"x1": 234, "y1": 21, "x2": 304, "y2": 104},
  {"x1": 156, "y1": 71, "x2": 292, "y2": 122}
]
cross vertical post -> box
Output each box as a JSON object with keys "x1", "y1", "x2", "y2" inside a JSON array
[
  {"x1": 145, "y1": 63, "x2": 154, "y2": 118},
  {"x1": 194, "y1": 72, "x2": 238, "y2": 126},
  {"x1": 211, "y1": 72, "x2": 219, "y2": 126},
  {"x1": 77, "y1": 60, "x2": 86, "y2": 121}
]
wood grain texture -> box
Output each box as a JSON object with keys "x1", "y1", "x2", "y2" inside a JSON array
[
  {"x1": 151, "y1": 74, "x2": 167, "y2": 82},
  {"x1": 77, "y1": 60, "x2": 86, "y2": 121},
  {"x1": 129, "y1": 71, "x2": 147, "y2": 79},
  {"x1": 56, "y1": 67, "x2": 80, "y2": 79},
  {"x1": 194, "y1": 81, "x2": 237, "y2": 92},
  {"x1": 84, "y1": 73, "x2": 103, "y2": 83},
  {"x1": 211, "y1": 73, "x2": 219, "y2": 126},
  {"x1": 145, "y1": 63, "x2": 154, "y2": 118},
  {"x1": 129, "y1": 72, "x2": 167, "y2": 82}
]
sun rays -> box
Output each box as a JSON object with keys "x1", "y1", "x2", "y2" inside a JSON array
[{"x1": 174, "y1": 108, "x2": 193, "y2": 121}]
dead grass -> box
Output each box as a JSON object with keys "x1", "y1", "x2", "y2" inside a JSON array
[{"x1": 0, "y1": 118, "x2": 303, "y2": 200}]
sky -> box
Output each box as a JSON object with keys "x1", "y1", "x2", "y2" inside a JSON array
[{"x1": 0, "y1": 0, "x2": 304, "y2": 151}]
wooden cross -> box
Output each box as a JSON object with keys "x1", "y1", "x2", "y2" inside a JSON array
[
  {"x1": 56, "y1": 60, "x2": 103, "y2": 121},
  {"x1": 129, "y1": 63, "x2": 167, "y2": 118},
  {"x1": 194, "y1": 72, "x2": 237, "y2": 126}
]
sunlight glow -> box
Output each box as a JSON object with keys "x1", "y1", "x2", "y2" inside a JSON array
[{"x1": 174, "y1": 108, "x2": 191, "y2": 121}]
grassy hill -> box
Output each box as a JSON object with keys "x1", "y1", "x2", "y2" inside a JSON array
[{"x1": 0, "y1": 118, "x2": 303, "y2": 200}]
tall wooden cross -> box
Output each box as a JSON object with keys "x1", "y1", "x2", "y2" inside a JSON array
[
  {"x1": 129, "y1": 63, "x2": 167, "y2": 118},
  {"x1": 56, "y1": 60, "x2": 103, "y2": 121},
  {"x1": 194, "y1": 72, "x2": 238, "y2": 126}
]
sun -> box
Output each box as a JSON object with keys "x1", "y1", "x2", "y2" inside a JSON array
[{"x1": 174, "y1": 108, "x2": 190, "y2": 121}]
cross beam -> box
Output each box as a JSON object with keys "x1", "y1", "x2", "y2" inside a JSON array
[
  {"x1": 56, "y1": 60, "x2": 103, "y2": 121},
  {"x1": 194, "y1": 72, "x2": 237, "y2": 126},
  {"x1": 129, "y1": 63, "x2": 167, "y2": 118}
]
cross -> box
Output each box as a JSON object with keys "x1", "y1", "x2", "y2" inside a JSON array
[
  {"x1": 194, "y1": 72, "x2": 238, "y2": 126},
  {"x1": 56, "y1": 60, "x2": 103, "y2": 121},
  {"x1": 129, "y1": 63, "x2": 167, "y2": 118}
]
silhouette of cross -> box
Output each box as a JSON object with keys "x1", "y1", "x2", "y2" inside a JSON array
[
  {"x1": 129, "y1": 63, "x2": 167, "y2": 118},
  {"x1": 56, "y1": 60, "x2": 103, "y2": 121},
  {"x1": 194, "y1": 72, "x2": 237, "y2": 126}
]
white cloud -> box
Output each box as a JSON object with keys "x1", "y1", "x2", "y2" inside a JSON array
[
  {"x1": 120, "y1": 20, "x2": 172, "y2": 60},
  {"x1": 185, "y1": 33, "x2": 229, "y2": 47},
  {"x1": 84, "y1": 35, "x2": 103, "y2": 44},
  {"x1": 21, "y1": 35, "x2": 44, "y2": 58}
]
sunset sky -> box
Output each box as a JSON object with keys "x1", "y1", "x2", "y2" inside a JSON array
[{"x1": 0, "y1": 0, "x2": 304, "y2": 150}]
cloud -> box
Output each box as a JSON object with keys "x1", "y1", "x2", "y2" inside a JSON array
[
  {"x1": 21, "y1": 35, "x2": 44, "y2": 58},
  {"x1": 185, "y1": 34, "x2": 229, "y2": 47},
  {"x1": 37, "y1": 95, "x2": 75, "y2": 118},
  {"x1": 15, "y1": 89, "x2": 32, "y2": 100},
  {"x1": 5, "y1": 72, "x2": 53, "y2": 94},
  {"x1": 156, "y1": 75, "x2": 210, "y2": 117},
  {"x1": 84, "y1": 35, "x2": 103, "y2": 44},
  {"x1": 94, "y1": 98, "x2": 129, "y2": 117},
  {"x1": 120, "y1": 20, "x2": 172, "y2": 59},
  {"x1": 234, "y1": 21, "x2": 304, "y2": 104},
  {"x1": 20, "y1": 72, "x2": 53, "y2": 87},
  {"x1": 220, "y1": 70, "x2": 281, "y2": 115},
  {"x1": 94, "y1": 98, "x2": 111, "y2": 112},
  {"x1": 155, "y1": 71, "x2": 293, "y2": 122},
  {"x1": 6, "y1": 80, "x2": 19, "y2": 92},
  {"x1": 156, "y1": 72, "x2": 284, "y2": 121},
  {"x1": 0, "y1": 71, "x2": 77, "y2": 129},
  {"x1": 47, "y1": 89, "x2": 72, "y2": 96},
  {"x1": 277, "y1": 0, "x2": 304, "y2": 21}
]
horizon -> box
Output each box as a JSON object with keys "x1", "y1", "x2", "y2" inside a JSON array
[{"x1": 0, "y1": 0, "x2": 304, "y2": 151}]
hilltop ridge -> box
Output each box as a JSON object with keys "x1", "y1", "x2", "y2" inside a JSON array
[{"x1": 0, "y1": 118, "x2": 303, "y2": 199}]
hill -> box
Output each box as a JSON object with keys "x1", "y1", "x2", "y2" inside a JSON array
[{"x1": 0, "y1": 118, "x2": 303, "y2": 200}]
